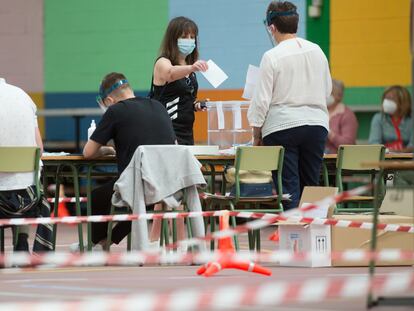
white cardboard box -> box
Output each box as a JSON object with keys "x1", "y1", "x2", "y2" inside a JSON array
[
  {"x1": 278, "y1": 186, "x2": 337, "y2": 267},
  {"x1": 278, "y1": 223, "x2": 331, "y2": 267}
]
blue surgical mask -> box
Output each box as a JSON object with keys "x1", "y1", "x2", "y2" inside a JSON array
[{"x1": 177, "y1": 38, "x2": 196, "y2": 56}]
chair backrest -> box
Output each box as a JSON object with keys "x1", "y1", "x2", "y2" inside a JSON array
[
  {"x1": 235, "y1": 146, "x2": 284, "y2": 171},
  {"x1": 233, "y1": 146, "x2": 284, "y2": 201},
  {"x1": 337, "y1": 145, "x2": 385, "y2": 171},
  {"x1": 0, "y1": 147, "x2": 40, "y2": 186}
]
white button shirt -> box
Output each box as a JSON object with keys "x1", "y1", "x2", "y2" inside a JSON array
[
  {"x1": 248, "y1": 37, "x2": 332, "y2": 138},
  {"x1": 0, "y1": 78, "x2": 39, "y2": 190}
]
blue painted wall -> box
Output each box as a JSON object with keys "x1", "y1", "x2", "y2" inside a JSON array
[{"x1": 169, "y1": 0, "x2": 307, "y2": 89}]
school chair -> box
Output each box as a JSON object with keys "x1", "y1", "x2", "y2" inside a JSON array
[
  {"x1": 203, "y1": 146, "x2": 286, "y2": 251},
  {"x1": 0, "y1": 147, "x2": 41, "y2": 252},
  {"x1": 335, "y1": 144, "x2": 385, "y2": 213}
]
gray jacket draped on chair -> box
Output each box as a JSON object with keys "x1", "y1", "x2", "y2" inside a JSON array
[{"x1": 112, "y1": 145, "x2": 206, "y2": 250}]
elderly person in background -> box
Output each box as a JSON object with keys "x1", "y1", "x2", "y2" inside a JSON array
[
  {"x1": 325, "y1": 79, "x2": 358, "y2": 153},
  {"x1": 368, "y1": 85, "x2": 413, "y2": 152}
]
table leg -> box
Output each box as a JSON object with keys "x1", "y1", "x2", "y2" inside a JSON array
[
  {"x1": 86, "y1": 166, "x2": 93, "y2": 251},
  {"x1": 69, "y1": 164, "x2": 84, "y2": 252},
  {"x1": 367, "y1": 168, "x2": 383, "y2": 308}
]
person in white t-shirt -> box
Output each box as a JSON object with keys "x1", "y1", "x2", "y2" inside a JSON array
[
  {"x1": 247, "y1": 1, "x2": 332, "y2": 210},
  {"x1": 0, "y1": 78, "x2": 53, "y2": 252}
]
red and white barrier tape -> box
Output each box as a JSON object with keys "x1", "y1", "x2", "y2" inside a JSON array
[
  {"x1": 47, "y1": 197, "x2": 88, "y2": 203},
  {"x1": 1, "y1": 210, "x2": 412, "y2": 235},
  {"x1": 0, "y1": 271, "x2": 412, "y2": 310},
  {"x1": 1, "y1": 249, "x2": 412, "y2": 268}
]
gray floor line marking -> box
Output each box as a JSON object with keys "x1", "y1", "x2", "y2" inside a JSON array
[{"x1": 21, "y1": 284, "x2": 130, "y2": 294}]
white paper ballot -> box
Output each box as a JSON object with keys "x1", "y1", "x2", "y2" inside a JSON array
[
  {"x1": 242, "y1": 64, "x2": 260, "y2": 100},
  {"x1": 216, "y1": 101, "x2": 225, "y2": 129},
  {"x1": 232, "y1": 103, "x2": 242, "y2": 129},
  {"x1": 201, "y1": 60, "x2": 228, "y2": 88}
]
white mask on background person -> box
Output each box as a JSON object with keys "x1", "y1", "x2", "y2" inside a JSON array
[
  {"x1": 382, "y1": 99, "x2": 398, "y2": 115},
  {"x1": 326, "y1": 95, "x2": 335, "y2": 106}
]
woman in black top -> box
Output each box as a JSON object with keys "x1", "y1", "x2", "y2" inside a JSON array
[{"x1": 151, "y1": 16, "x2": 208, "y2": 145}]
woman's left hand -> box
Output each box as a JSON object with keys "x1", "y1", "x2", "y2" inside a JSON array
[{"x1": 194, "y1": 98, "x2": 209, "y2": 111}]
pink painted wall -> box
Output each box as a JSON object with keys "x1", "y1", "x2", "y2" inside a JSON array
[{"x1": 0, "y1": 0, "x2": 43, "y2": 92}]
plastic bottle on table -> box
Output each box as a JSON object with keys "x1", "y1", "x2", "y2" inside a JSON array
[{"x1": 87, "y1": 119, "x2": 96, "y2": 140}]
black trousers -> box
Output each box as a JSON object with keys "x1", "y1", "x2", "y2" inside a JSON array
[
  {"x1": 91, "y1": 179, "x2": 131, "y2": 244},
  {"x1": 263, "y1": 125, "x2": 328, "y2": 210}
]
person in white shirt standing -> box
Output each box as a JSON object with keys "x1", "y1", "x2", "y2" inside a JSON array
[
  {"x1": 0, "y1": 78, "x2": 53, "y2": 252},
  {"x1": 247, "y1": 1, "x2": 332, "y2": 210}
]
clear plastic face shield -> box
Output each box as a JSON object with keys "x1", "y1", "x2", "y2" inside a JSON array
[{"x1": 96, "y1": 79, "x2": 129, "y2": 112}]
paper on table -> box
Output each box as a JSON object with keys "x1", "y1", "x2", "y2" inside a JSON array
[
  {"x1": 201, "y1": 60, "x2": 228, "y2": 88},
  {"x1": 242, "y1": 64, "x2": 260, "y2": 100}
]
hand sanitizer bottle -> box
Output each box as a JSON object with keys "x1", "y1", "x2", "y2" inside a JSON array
[{"x1": 88, "y1": 119, "x2": 96, "y2": 140}]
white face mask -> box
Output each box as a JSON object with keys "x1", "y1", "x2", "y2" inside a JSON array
[
  {"x1": 382, "y1": 99, "x2": 397, "y2": 115},
  {"x1": 326, "y1": 95, "x2": 335, "y2": 107}
]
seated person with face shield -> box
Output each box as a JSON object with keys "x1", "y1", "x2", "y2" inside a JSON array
[
  {"x1": 368, "y1": 85, "x2": 413, "y2": 153},
  {"x1": 82, "y1": 72, "x2": 176, "y2": 251},
  {"x1": 325, "y1": 79, "x2": 358, "y2": 154}
]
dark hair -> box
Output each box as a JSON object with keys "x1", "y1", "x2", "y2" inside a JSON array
[
  {"x1": 159, "y1": 16, "x2": 199, "y2": 65},
  {"x1": 100, "y1": 72, "x2": 130, "y2": 96},
  {"x1": 267, "y1": 1, "x2": 299, "y2": 34},
  {"x1": 382, "y1": 85, "x2": 412, "y2": 117}
]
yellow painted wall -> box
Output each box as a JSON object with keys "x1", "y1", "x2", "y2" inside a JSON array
[
  {"x1": 330, "y1": 0, "x2": 411, "y2": 87},
  {"x1": 29, "y1": 93, "x2": 45, "y2": 137}
]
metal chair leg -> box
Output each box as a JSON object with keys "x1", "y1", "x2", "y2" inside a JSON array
[
  {"x1": 255, "y1": 229, "x2": 261, "y2": 252},
  {"x1": 0, "y1": 228, "x2": 4, "y2": 253},
  {"x1": 228, "y1": 201, "x2": 239, "y2": 251},
  {"x1": 52, "y1": 170, "x2": 61, "y2": 251}
]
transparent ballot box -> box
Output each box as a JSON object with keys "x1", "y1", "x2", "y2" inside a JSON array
[{"x1": 206, "y1": 101, "x2": 253, "y2": 149}]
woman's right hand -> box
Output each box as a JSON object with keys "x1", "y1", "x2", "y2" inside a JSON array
[{"x1": 191, "y1": 60, "x2": 208, "y2": 72}]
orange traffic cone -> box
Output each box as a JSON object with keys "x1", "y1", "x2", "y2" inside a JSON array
[
  {"x1": 197, "y1": 210, "x2": 271, "y2": 277},
  {"x1": 50, "y1": 185, "x2": 70, "y2": 218},
  {"x1": 269, "y1": 229, "x2": 279, "y2": 242}
]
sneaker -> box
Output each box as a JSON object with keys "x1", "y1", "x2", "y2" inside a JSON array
[
  {"x1": 69, "y1": 242, "x2": 105, "y2": 252},
  {"x1": 147, "y1": 240, "x2": 160, "y2": 252},
  {"x1": 92, "y1": 243, "x2": 104, "y2": 252},
  {"x1": 69, "y1": 242, "x2": 80, "y2": 253}
]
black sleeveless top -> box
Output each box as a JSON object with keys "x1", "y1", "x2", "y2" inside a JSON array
[{"x1": 151, "y1": 72, "x2": 198, "y2": 145}]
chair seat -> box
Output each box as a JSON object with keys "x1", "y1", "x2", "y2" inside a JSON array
[{"x1": 342, "y1": 195, "x2": 374, "y2": 202}]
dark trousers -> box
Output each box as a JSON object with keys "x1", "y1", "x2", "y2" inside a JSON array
[
  {"x1": 263, "y1": 125, "x2": 328, "y2": 210},
  {"x1": 91, "y1": 179, "x2": 131, "y2": 244}
]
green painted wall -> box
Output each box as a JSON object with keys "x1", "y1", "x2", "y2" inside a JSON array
[
  {"x1": 306, "y1": 0, "x2": 330, "y2": 61},
  {"x1": 44, "y1": 0, "x2": 168, "y2": 92}
]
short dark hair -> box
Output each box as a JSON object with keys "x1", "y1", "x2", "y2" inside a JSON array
[
  {"x1": 267, "y1": 1, "x2": 299, "y2": 34},
  {"x1": 159, "y1": 16, "x2": 199, "y2": 66},
  {"x1": 100, "y1": 72, "x2": 130, "y2": 97}
]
